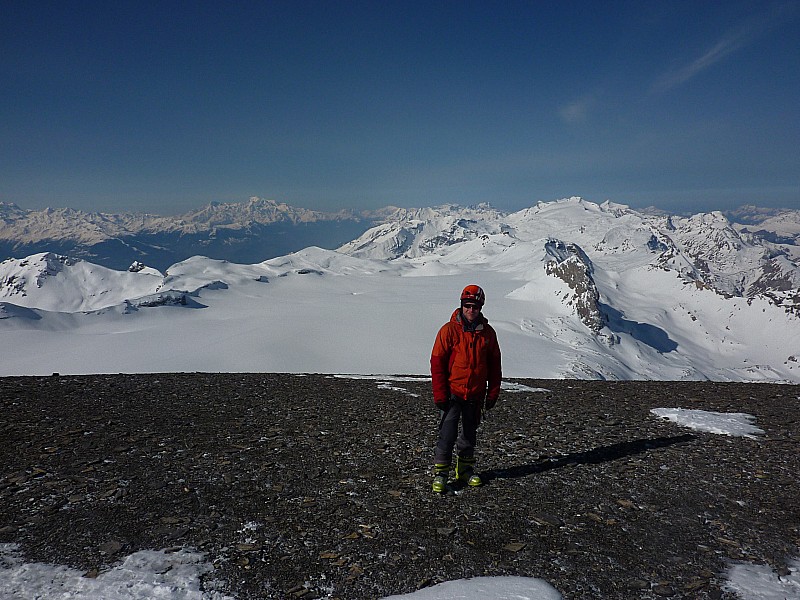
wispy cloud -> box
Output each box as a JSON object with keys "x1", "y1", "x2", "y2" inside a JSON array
[
  {"x1": 652, "y1": 36, "x2": 747, "y2": 93},
  {"x1": 651, "y1": 2, "x2": 797, "y2": 93},
  {"x1": 558, "y1": 95, "x2": 595, "y2": 123}
]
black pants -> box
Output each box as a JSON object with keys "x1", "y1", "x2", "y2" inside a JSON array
[{"x1": 434, "y1": 399, "x2": 479, "y2": 465}]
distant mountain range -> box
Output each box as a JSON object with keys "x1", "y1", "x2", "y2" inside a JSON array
[
  {"x1": 1, "y1": 197, "x2": 798, "y2": 381},
  {"x1": 0, "y1": 197, "x2": 389, "y2": 271},
  {"x1": 1, "y1": 197, "x2": 798, "y2": 272}
]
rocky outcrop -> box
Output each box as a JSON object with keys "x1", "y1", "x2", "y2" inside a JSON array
[{"x1": 544, "y1": 240, "x2": 604, "y2": 332}]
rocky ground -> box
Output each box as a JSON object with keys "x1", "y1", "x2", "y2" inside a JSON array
[{"x1": 0, "y1": 373, "x2": 798, "y2": 599}]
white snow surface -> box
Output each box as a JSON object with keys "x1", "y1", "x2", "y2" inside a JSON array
[
  {"x1": 0, "y1": 544, "x2": 234, "y2": 599},
  {"x1": 2, "y1": 542, "x2": 798, "y2": 600},
  {"x1": 724, "y1": 558, "x2": 800, "y2": 600},
  {"x1": 381, "y1": 576, "x2": 562, "y2": 599},
  {"x1": 0, "y1": 198, "x2": 798, "y2": 381},
  {"x1": 651, "y1": 408, "x2": 766, "y2": 438}
]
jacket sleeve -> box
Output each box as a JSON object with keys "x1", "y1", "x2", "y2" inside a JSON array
[
  {"x1": 430, "y1": 326, "x2": 451, "y2": 404},
  {"x1": 485, "y1": 332, "x2": 502, "y2": 404}
]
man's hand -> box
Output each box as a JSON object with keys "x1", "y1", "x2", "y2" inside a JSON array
[
  {"x1": 485, "y1": 397, "x2": 497, "y2": 410},
  {"x1": 435, "y1": 399, "x2": 451, "y2": 413}
]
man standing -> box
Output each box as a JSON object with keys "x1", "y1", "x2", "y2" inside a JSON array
[{"x1": 430, "y1": 284, "x2": 502, "y2": 492}]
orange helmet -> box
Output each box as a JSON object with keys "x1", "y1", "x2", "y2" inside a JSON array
[{"x1": 460, "y1": 284, "x2": 485, "y2": 306}]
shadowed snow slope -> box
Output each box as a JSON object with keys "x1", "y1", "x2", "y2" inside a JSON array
[{"x1": 0, "y1": 198, "x2": 797, "y2": 381}]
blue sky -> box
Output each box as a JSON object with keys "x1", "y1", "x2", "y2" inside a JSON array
[{"x1": 2, "y1": 0, "x2": 798, "y2": 215}]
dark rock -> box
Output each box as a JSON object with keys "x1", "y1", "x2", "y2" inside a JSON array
[
  {"x1": 652, "y1": 584, "x2": 675, "y2": 596},
  {"x1": 0, "y1": 374, "x2": 797, "y2": 600},
  {"x1": 98, "y1": 540, "x2": 123, "y2": 556}
]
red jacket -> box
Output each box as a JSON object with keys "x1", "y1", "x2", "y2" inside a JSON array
[{"x1": 430, "y1": 308, "x2": 502, "y2": 407}]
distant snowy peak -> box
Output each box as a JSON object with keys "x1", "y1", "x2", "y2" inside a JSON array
[
  {"x1": 337, "y1": 203, "x2": 508, "y2": 260},
  {"x1": 0, "y1": 202, "x2": 27, "y2": 220},
  {"x1": 724, "y1": 204, "x2": 797, "y2": 226},
  {"x1": 745, "y1": 211, "x2": 800, "y2": 236},
  {"x1": 375, "y1": 202, "x2": 505, "y2": 222},
  {"x1": 177, "y1": 196, "x2": 361, "y2": 228}
]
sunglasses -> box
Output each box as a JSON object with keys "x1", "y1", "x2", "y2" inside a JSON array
[{"x1": 462, "y1": 303, "x2": 481, "y2": 310}]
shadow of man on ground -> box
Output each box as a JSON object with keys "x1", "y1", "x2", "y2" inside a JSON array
[{"x1": 482, "y1": 434, "x2": 696, "y2": 482}]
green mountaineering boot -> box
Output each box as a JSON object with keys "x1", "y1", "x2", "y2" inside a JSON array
[
  {"x1": 455, "y1": 456, "x2": 482, "y2": 487},
  {"x1": 432, "y1": 463, "x2": 451, "y2": 493}
]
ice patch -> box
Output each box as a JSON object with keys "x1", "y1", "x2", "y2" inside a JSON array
[
  {"x1": 0, "y1": 544, "x2": 234, "y2": 600},
  {"x1": 651, "y1": 408, "x2": 765, "y2": 438},
  {"x1": 724, "y1": 558, "x2": 800, "y2": 600},
  {"x1": 381, "y1": 575, "x2": 562, "y2": 600},
  {"x1": 501, "y1": 381, "x2": 550, "y2": 393},
  {"x1": 377, "y1": 381, "x2": 421, "y2": 397}
]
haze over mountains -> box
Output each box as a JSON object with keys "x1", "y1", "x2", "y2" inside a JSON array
[
  {"x1": 0, "y1": 197, "x2": 798, "y2": 381},
  {"x1": 0, "y1": 197, "x2": 385, "y2": 271}
]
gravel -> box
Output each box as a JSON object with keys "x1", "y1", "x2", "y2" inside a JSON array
[{"x1": 1, "y1": 373, "x2": 798, "y2": 599}]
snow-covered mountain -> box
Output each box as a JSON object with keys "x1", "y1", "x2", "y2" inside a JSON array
[
  {"x1": 0, "y1": 253, "x2": 164, "y2": 312},
  {"x1": 340, "y1": 198, "x2": 800, "y2": 310},
  {"x1": 0, "y1": 197, "x2": 382, "y2": 271},
  {"x1": 1, "y1": 198, "x2": 798, "y2": 382}
]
